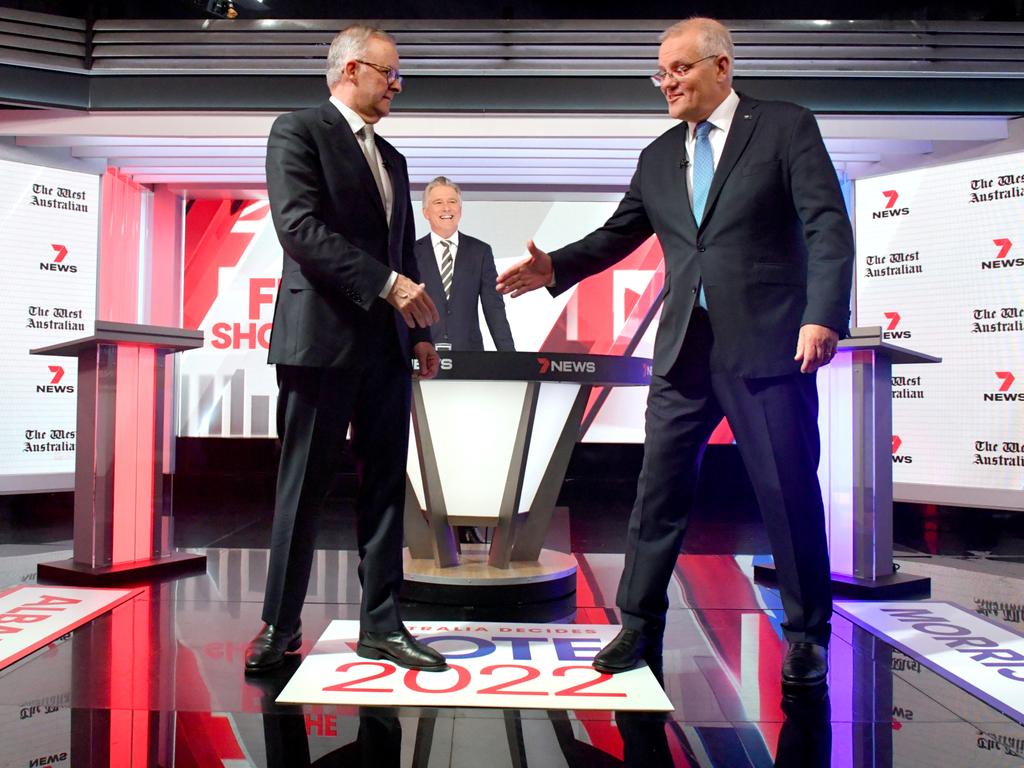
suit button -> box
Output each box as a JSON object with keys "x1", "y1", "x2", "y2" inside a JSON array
[
  {"x1": 698, "y1": 246, "x2": 706, "y2": 253},
  {"x1": 691, "y1": 286, "x2": 697, "y2": 294}
]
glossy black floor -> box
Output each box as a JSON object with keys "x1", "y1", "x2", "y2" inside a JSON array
[{"x1": 1, "y1": 444, "x2": 1023, "y2": 767}]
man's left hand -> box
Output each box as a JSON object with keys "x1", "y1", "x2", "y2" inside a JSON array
[
  {"x1": 794, "y1": 324, "x2": 839, "y2": 374},
  {"x1": 413, "y1": 342, "x2": 440, "y2": 380}
]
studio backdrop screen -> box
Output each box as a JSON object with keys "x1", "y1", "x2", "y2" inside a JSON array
[
  {"x1": 177, "y1": 197, "x2": 667, "y2": 444},
  {"x1": 0, "y1": 158, "x2": 99, "y2": 493},
  {"x1": 855, "y1": 151, "x2": 1024, "y2": 510}
]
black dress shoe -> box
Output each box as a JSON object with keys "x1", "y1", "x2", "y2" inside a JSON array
[
  {"x1": 781, "y1": 642, "x2": 829, "y2": 688},
  {"x1": 357, "y1": 626, "x2": 448, "y2": 671},
  {"x1": 457, "y1": 526, "x2": 484, "y2": 544},
  {"x1": 593, "y1": 628, "x2": 654, "y2": 674},
  {"x1": 244, "y1": 623, "x2": 302, "y2": 675}
]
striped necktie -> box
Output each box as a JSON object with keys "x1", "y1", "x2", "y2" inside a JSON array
[{"x1": 440, "y1": 240, "x2": 454, "y2": 299}]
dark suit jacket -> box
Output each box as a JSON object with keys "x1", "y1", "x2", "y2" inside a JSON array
[
  {"x1": 414, "y1": 232, "x2": 515, "y2": 351},
  {"x1": 265, "y1": 101, "x2": 430, "y2": 369},
  {"x1": 550, "y1": 94, "x2": 854, "y2": 378}
]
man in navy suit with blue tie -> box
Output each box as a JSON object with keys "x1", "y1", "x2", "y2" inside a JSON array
[
  {"x1": 415, "y1": 176, "x2": 516, "y2": 353},
  {"x1": 498, "y1": 17, "x2": 854, "y2": 688}
]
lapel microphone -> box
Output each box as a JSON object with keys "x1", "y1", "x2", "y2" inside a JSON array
[{"x1": 679, "y1": 156, "x2": 689, "y2": 168}]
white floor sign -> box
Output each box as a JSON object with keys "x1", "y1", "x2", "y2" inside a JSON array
[
  {"x1": 0, "y1": 585, "x2": 139, "y2": 670},
  {"x1": 836, "y1": 600, "x2": 1024, "y2": 724},
  {"x1": 277, "y1": 621, "x2": 673, "y2": 711}
]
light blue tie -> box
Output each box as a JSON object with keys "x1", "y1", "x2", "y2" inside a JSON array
[{"x1": 692, "y1": 120, "x2": 714, "y2": 308}]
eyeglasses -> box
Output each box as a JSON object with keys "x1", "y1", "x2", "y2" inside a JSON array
[
  {"x1": 355, "y1": 59, "x2": 403, "y2": 87},
  {"x1": 650, "y1": 55, "x2": 718, "y2": 87}
]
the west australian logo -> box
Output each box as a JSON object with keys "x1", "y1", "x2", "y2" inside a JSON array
[
  {"x1": 981, "y1": 238, "x2": 1024, "y2": 270},
  {"x1": 871, "y1": 189, "x2": 910, "y2": 219}
]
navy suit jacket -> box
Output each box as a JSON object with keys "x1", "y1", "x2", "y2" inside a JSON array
[
  {"x1": 550, "y1": 94, "x2": 854, "y2": 378},
  {"x1": 265, "y1": 101, "x2": 429, "y2": 369},
  {"x1": 415, "y1": 232, "x2": 515, "y2": 351}
]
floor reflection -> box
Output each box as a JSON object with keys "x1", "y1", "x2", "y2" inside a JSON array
[{"x1": 0, "y1": 548, "x2": 1020, "y2": 766}]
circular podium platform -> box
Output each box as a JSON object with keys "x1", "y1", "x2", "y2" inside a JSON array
[{"x1": 402, "y1": 546, "x2": 577, "y2": 606}]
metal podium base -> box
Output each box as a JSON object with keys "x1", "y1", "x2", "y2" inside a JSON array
[
  {"x1": 37, "y1": 552, "x2": 207, "y2": 586},
  {"x1": 753, "y1": 561, "x2": 931, "y2": 599},
  {"x1": 402, "y1": 546, "x2": 577, "y2": 609}
]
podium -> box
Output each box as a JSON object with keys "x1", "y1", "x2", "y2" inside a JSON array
[
  {"x1": 30, "y1": 320, "x2": 206, "y2": 584},
  {"x1": 754, "y1": 327, "x2": 941, "y2": 598},
  {"x1": 402, "y1": 351, "x2": 651, "y2": 606}
]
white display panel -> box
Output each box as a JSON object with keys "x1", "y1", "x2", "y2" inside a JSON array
[
  {"x1": 0, "y1": 159, "x2": 98, "y2": 493},
  {"x1": 855, "y1": 152, "x2": 1024, "y2": 509}
]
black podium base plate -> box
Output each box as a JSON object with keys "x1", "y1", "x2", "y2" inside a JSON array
[
  {"x1": 37, "y1": 552, "x2": 207, "y2": 586},
  {"x1": 753, "y1": 562, "x2": 931, "y2": 599}
]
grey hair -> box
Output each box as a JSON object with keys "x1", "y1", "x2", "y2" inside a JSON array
[
  {"x1": 423, "y1": 176, "x2": 462, "y2": 202},
  {"x1": 325, "y1": 24, "x2": 394, "y2": 88},
  {"x1": 660, "y1": 17, "x2": 735, "y2": 63}
]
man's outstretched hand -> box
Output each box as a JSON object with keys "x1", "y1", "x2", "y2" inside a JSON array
[
  {"x1": 387, "y1": 274, "x2": 439, "y2": 328},
  {"x1": 496, "y1": 240, "x2": 553, "y2": 298}
]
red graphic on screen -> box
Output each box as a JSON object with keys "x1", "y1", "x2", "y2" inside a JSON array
[
  {"x1": 537, "y1": 357, "x2": 551, "y2": 374},
  {"x1": 891, "y1": 435, "x2": 902, "y2": 454},
  {"x1": 883, "y1": 311, "x2": 901, "y2": 330},
  {"x1": 996, "y1": 371, "x2": 1015, "y2": 391},
  {"x1": 47, "y1": 365, "x2": 65, "y2": 384},
  {"x1": 994, "y1": 238, "x2": 1013, "y2": 259},
  {"x1": 882, "y1": 190, "x2": 899, "y2": 209},
  {"x1": 50, "y1": 244, "x2": 68, "y2": 262},
  {"x1": 183, "y1": 200, "x2": 266, "y2": 329}
]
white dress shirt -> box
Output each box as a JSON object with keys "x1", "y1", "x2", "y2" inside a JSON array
[
  {"x1": 684, "y1": 89, "x2": 740, "y2": 209},
  {"x1": 328, "y1": 95, "x2": 398, "y2": 298}
]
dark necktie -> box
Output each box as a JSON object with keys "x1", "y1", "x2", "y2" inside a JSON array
[{"x1": 440, "y1": 240, "x2": 454, "y2": 299}]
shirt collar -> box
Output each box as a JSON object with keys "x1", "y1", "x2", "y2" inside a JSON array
[
  {"x1": 430, "y1": 230, "x2": 460, "y2": 249},
  {"x1": 329, "y1": 95, "x2": 370, "y2": 136},
  {"x1": 688, "y1": 89, "x2": 740, "y2": 138}
]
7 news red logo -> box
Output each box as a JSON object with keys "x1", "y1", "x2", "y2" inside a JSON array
[
  {"x1": 984, "y1": 371, "x2": 1020, "y2": 402},
  {"x1": 891, "y1": 435, "x2": 912, "y2": 464},
  {"x1": 873, "y1": 190, "x2": 909, "y2": 220},
  {"x1": 536, "y1": 356, "x2": 596, "y2": 375},
  {"x1": 36, "y1": 365, "x2": 74, "y2": 394},
  {"x1": 982, "y1": 238, "x2": 1024, "y2": 270},
  {"x1": 882, "y1": 311, "x2": 912, "y2": 340},
  {"x1": 39, "y1": 244, "x2": 77, "y2": 273}
]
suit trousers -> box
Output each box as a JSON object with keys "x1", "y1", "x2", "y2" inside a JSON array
[
  {"x1": 617, "y1": 307, "x2": 833, "y2": 646},
  {"x1": 261, "y1": 341, "x2": 411, "y2": 634}
]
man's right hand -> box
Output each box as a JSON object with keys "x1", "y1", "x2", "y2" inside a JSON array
[
  {"x1": 496, "y1": 240, "x2": 554, "y2": 298},
  {"x1": 386, "y1": 275, "x2": 439, "y2": 328}
]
